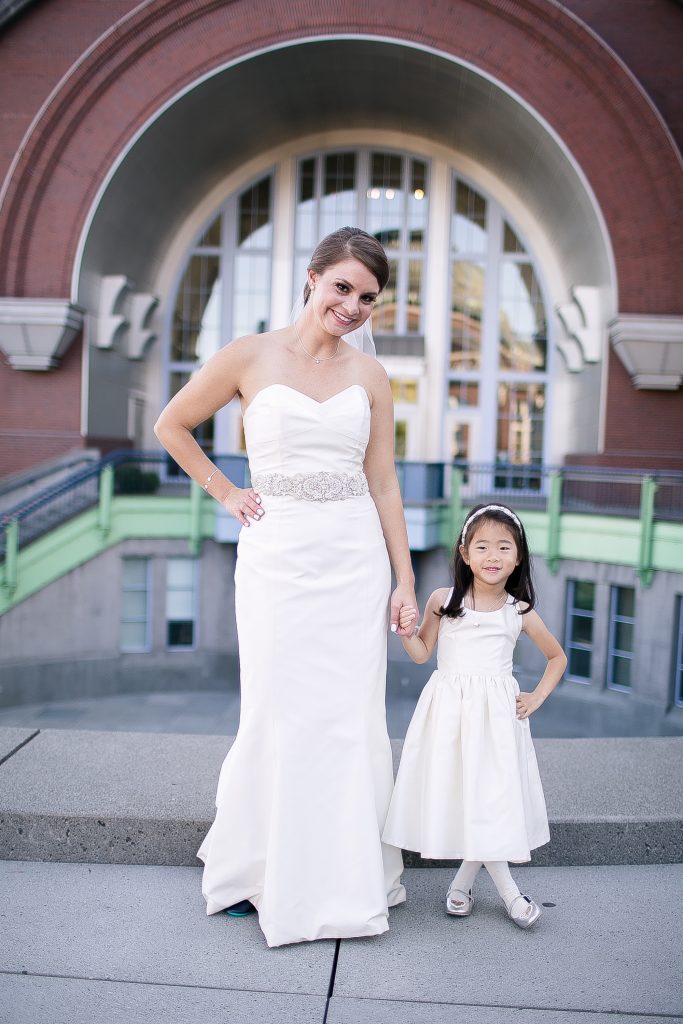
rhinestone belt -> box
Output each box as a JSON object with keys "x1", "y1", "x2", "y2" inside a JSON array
[{"x1": 251, "y1": 470, "x2": 369, "y2": 502}]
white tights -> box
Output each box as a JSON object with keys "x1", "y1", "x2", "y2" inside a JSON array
[{"x1": 449, "y1": 859, "x2": 521, "y2": 910}]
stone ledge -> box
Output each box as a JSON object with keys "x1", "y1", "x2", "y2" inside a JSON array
[{"x1": 0, "y1": 729, "x2": 681, "y2": 867}]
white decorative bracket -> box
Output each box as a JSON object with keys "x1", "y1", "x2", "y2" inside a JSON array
[
  {"x1": 609, "y1": 315, "x2": 683, "y2": 390},
  {"x1": 95, "y1": 274, "x2": 130, "y2": 350},
  {"x1": 0, "y1": 298, "x2": 85, "y2": 370},
  {"x1": 127, "y1": 293, "x2": 159, "y2": 360},
  {"x1": 556, "y1": 286, "x2": 604, "y2": 372}
]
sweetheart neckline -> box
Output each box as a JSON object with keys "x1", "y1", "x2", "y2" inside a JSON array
[{"x1": 243, "y1": 383, "x2": 370, "y2": 418}]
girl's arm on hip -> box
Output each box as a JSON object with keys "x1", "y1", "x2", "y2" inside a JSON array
[{"x1": 517, "y1": 609, "x2": 567, "y2": 718}]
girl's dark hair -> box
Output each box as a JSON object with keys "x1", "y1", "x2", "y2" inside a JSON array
[
  {"x1": 302, "y1": 226, "x2": 389, "y2": 304},
  {"x1": 440, "y1": 503, "x2": 536, "y2": 619}
]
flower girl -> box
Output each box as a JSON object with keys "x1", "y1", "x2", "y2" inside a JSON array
[{"x1": 384, "y1": 503, "x2": 567, "y2": 928}]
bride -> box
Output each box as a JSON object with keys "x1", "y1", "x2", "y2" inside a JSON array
[{"x1": 154, "y1": 226, "x2": 418, "y2": 947}]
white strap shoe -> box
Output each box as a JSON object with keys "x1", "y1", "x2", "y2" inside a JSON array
[
  {"x1": 446, "y1": 887, "x2": 474, "y2": 916},
  {"x1": 507, "y1": 894, "x2": 542, "y2": 929}
]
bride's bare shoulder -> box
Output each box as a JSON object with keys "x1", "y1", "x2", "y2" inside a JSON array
[{"x1": 212, "y1": 328, "x2": 288, "y2": 369}]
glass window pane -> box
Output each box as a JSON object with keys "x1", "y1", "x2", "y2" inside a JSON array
[
  {"x1": 499, "y1": 262, "x2": 547, "y2": 371},
  {"x1": 121, "y1": 621, "x2": 147, "y2": 649},
  {"x1": 123, "y1": 558, "x2": 147, "y2": 588},
  {"x1": 450, "y1": 423, "x2": 470, "y2": 462},
  {"x1": 238, "y1": 177, "x2": 271, "y2": 248},
  {"x1": 614, "y1": 620, "x2": 634, "y2": 653},
  {"x1": 367, "y1": 153, "x2": 404, "y2": 250},
  {"x1": 373, "y1": 260, "x2": 398, "y2": 333},
  {"x1": 407, "y1": 259, "x2": 422, "y2": 332},
  {"x1": 123, "y1": 590, "x2": 147, "y2": 619},
  {"x1": 198, "y1": 216, "x2": 221, "y2": 248},
  {"x1": 299, "y1": 157, "x2": 315, "y2": 203},
  {"x1": 168, "y1": 621, "x2": 194, "y2": 647},
  {"x1": 167, "y1": 559, "x2": 194, "y2": 589},
  {"x1": 167, "y1": 590, "x2": 194, "y2": 620},
  {"x1": 395, "y1": 421, "x2": 407, "y2": 458},
  {"x1": 448, "y1": 380, "x2": 479, "y2": 408},
  {"x1": 496, "y1": 382, "x2": 545, "y2": 465},
  {"x1": 325, "y1": 151, "x2": 356, "y2": 195},
  {"x1": 616, "y1": 587, "x2": 635, "y2": 618},
  {"x1": 568, "y1": 647, "x2": 591, "y2": 680},
  {"x1": 573, "y1": 581, "x2": 595, "y2": 612},
  {"x1": 571, "y1": 615, "x2": 594, "y2": 645},
  {"x1": 171, "y1": 255, "x2": 221, "y2": 363},
  {"x1": 371, "y1": 152, "x2": 402, "y2": 190},
  {"x1": 503, "y1": 221, "x2": 526, "y2": 254},
  {"x1": 408, "y1": 160, "x2": 428, "y2": 251},
  {"x1": 320, "y1": 152, "x2": 357, "y2": 238},
  {"x1": 233, "y1": 252, "x2": 270, "y2": 339},
  {"x1": 450, "y1": 261, "x2": 484, "y2": 370},
  {"x1": 402, "y1": 380, "x2": 418, "y2": 403},
  {"x1": 611, "y1": 655, "x2": 632, "y2": 689},
  {"x1": 452, "y1": 181, "x2": 487, "y2": 253}
]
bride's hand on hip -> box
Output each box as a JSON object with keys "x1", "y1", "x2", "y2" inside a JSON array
[
  {"x1": 390, "y1": 583, "x2": 419, "y2": 636},
  {"x1": 221, "y1": 486, "x2": 264, "y2": 527}
]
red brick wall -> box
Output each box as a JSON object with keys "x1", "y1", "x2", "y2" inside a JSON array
[
  {"x1": 601, "y1": 343, "x2": 683, "y2": 462},
  {"x1": 561, "y1": 0, "x2": 683, "y2": 151},
  {"x1": 0, "y1": 0, "x2": 139, "y2": 186},
  {"x1": 0, "y1": 336, "x2": 84, "y2": 478}
]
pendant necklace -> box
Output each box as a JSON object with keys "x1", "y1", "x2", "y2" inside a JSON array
[{"x1": 295, "y1": 329, "x2": 341, "y2": 364}]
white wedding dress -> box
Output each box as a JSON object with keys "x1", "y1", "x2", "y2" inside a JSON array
[{"x1": 197, "y1": 383, "x2": 406, "y2": 947}]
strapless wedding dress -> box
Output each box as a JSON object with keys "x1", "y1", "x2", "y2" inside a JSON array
[{"x1": 197, "y1": 384, "x2": 406, "y2": 947}]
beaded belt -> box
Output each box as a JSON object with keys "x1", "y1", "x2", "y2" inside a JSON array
[{"x1": 251, "y1": 470, "x2": 369, "y2": 502}]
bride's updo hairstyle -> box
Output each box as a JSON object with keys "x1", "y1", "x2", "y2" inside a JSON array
[
  {"x1": 303, "y1": 227, "x2": 389, "y2": 305},
  {"x1": 440, "y1": 502, "x2": 536, "y2": 620}
]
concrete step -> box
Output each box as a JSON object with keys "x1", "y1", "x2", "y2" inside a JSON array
[{"x1": 0, "y1": 728, "x2": 681, "y2": 867}]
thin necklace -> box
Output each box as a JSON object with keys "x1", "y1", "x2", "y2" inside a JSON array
[
  {"x1": 469, "y1": 588, "x2": 508, "y2": 613},
  {"x1": 295, "y1": 328, "x2": 341, "y2": 364}
]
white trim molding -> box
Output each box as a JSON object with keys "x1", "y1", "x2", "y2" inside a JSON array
[
  {"x1": 0, "y1": 298, "x2": 84, "y2": 370},
  {"x1": 609, "y1": 314, "x2": 683, "y2": 390},
  {"x1": 556, "y1": 286, "x2": 605, "y2": 371}
]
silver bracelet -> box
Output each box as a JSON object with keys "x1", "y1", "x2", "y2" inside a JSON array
[{"x1": 203, "y1": 468, "x2": 221, "y2": 492}]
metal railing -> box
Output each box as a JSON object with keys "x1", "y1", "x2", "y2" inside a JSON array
[
  {"x1": 1, "y1": 452, "x2": 681, "y2": 560},
  {"x1": 450, "y1": 461, "x2": 682, "y2": 521}
]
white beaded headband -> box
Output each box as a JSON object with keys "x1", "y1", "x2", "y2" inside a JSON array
[{"x1": 461, "y1": 504, "x2": 523, "y2": 543}]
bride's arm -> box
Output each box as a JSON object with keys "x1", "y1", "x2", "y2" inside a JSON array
[
  {"x1": 154, "y1": 336, "x2": 263, "y2": 526},
  {"x1": 363, "y1": 366, "x2": 418, "y2": 634}
]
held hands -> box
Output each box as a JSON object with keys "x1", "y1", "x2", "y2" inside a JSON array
[
  {"x1": 221, "y1": 486, "x2": 264, "y2": 528},
  {"x1": 390, "y1": 584, "x2": 419, "y2": 637},
  {"x1": 516, "y1": 689, "x2": 545, "y2": 720},
  {"x1": 396, "y1": 604, "x2": 419, "y2": 637}
]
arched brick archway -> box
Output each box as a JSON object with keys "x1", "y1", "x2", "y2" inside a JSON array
[{"x1": 0, "y1": 0, "x2": 680, "y2": 314}]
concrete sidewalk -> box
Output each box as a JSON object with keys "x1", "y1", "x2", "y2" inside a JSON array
[
  {"x1": 1, "y1": 861, "x2": 681, "y2": 1024},
  {"x1": 1, "y1": 728, "x2": 682, "y2": 866}
]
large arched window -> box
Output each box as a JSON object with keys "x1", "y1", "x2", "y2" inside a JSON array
[{"x1": 164, "y1": 149, "x2": 551, "y2": 470}]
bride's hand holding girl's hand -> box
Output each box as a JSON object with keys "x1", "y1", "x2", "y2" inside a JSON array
[
  {"x1": 221, "y1": 486, "x2": 264, "y2": 528},
  {"x1": 390, "y1": 583, "x2": 419, "y2": 636},
  {"x1": 397, "y1": 605, "x2": 419, "y2": 637},
  {"x1": 516, "y1": 690, "x2": 544, "y2": 719}
]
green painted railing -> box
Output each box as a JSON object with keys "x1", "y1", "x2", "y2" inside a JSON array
[{"x1": 1, "y1": 457, "x2": 682, "y2": 614}]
